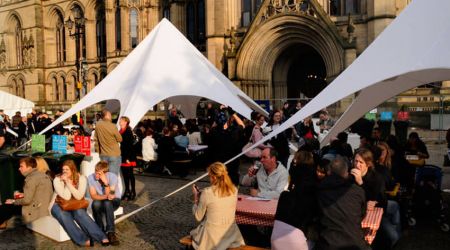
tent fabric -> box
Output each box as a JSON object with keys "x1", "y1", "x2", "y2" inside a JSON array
[
  {"x1": 39, "y1": 18, "x2": 267, "y2": 135},
  {"x1": 237, "y1": 0, "x2": 450, "y2": 160},
  {"x1": 0, "y1": 90, "x2": 35, "y2": 117}
]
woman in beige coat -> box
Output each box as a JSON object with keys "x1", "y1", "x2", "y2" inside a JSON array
[{"x1": 190, "y1": 162, "x2": 245, "y2": 250}]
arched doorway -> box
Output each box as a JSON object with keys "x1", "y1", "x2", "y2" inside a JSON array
[
  {"x1": 273, "y1": 44, "x2": 327, "y2": 100},
  {"x1": 236, "y1": 15, "x2": 346, "y2": 106}
]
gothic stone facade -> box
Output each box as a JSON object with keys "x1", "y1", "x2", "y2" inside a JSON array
[{"x1": 0, "y1": 0, "x2": 411, "y2": 113}]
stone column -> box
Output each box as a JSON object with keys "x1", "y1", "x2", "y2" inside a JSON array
[
  {"x1": 106, "y1": 6, "x2": 116, "y2": 56},
  {"x1": 121, "y1": 7, "x2": 130, "y2": 53},
  {"x1": 84, "y1": 19, "x2": 96, "y2": 60}
]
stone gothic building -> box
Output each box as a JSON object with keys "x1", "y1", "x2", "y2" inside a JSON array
[{"x1": 0, "y1": 0, "x2": 414, "y2": 113}]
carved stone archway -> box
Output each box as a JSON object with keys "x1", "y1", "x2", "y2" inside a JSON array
[{"x1": 236, "y1": 9, "x2": 347, "y2": 103}]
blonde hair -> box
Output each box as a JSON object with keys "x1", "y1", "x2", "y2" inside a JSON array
[
  {"x1": 95, "y1": 161, "x2": 109, "y2": 173},
  {"x1": 377, "y1": 142, "x2": 392, "y2": 169},
  {"x1": 35, "y1": 156, "x2": 50, "y2": 174},
  {"x1": 207, "y1": 162, "x2": 236, "y2": 197}
]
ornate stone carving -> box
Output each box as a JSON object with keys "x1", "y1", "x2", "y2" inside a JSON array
[
  {"x1": 0, "y1": 37, "x2": 6, "y2": 71},
  {"x1": 260, "y1": 0, "x2": 315, "y2": 24},
  {"x1": 346, "y1": 14, "x2": 355, "y2": 43},
  {"x1": 21, "y1": 31, "x2": 35, "y2": 67}
]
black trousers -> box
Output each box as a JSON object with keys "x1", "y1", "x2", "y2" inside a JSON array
[
  {"x1": 0, "y1": 204, "x2": 21, "y2": 224},
  {"x1": 121, "y1": 167, "x2": 135, "y2": 193}
]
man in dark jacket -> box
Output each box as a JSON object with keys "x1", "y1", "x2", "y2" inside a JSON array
[{"x1": 316, "y1": 156, "x2": 369, "y2": 250}]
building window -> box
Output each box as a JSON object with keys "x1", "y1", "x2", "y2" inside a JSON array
[
  {"x1": 53, "y1": 77, "x2": 59, "y2": 101},
  {"x1": 62, "y1": 76, "x2": 67, "y2": 101},
  {"x1": 241, "y1": 0, "x2": 263, "y2": 27},
  {"x1": 163, "y1": 0, "x2": 171, "y2": 20},
  {"x1": 115, "y1": 0, "x2": 121, "y2": 50},
  {"x1": 186, "y1": 0, "x2": 206, "y2": 51},
  {"x1": 130, "y1": 8, "x2": 139, "y2": 48},
  {"x1": 17, "y1": 79, "x2": 25, "y2": 98},
  {"x1": 56, "y1": 12, "x2": 66, "y2": 63},
  {"x1": 73, "y1": 75, "x2": 79, "y2": 100},
  {"x1": 163, "y1": 6, "x2": 171, "y2": 20},
  {"x1": 71, "y1": 5, "x2": 87, "y2": 58},
  {"x1": 186, "y1": 3, "x2": 195, "y2": 42},
  {"x1": 330, "y1": 0, "x2": 360, "y2": 16},
  {"x1": 96, "y1": 0, "x2": 107, "y2": 61},
  {"x1": 12, "y1": 16, "x2": 23, "y2": 66},
  {"x1": 344, "y1": 0, "x2": 360, "y2": 15}
]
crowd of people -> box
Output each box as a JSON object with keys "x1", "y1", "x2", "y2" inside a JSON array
[{"x1": 0, "y1": 101, "x2": 445, "y2": 249}]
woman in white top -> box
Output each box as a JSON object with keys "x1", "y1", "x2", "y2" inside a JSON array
[
  {"x1": 190, "y1": 162, "x2": 245, "y2": 250},
  {"x1": 51, "y1": 160, "x2": 109, "y2": 247},
  {"x1": 187, "y1": 124, "x2": 202, "y2": 145},
  {"x1": 142, "y1": 128, "x2": 158, "y2": 162}
]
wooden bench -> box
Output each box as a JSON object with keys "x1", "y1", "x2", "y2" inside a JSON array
[
  {"x1": 170, "y1": 159, "x2": 193, "y2": 176},
  {"x1": 179, "y1": 236, "x2": 269, "y2": 250}
]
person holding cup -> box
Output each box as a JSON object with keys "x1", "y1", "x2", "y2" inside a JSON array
[
  {"x1": 241, "y1": 148, "x2": 288, "y2": 199},
  {"x1": 0, "y1": 157, "x2": 53, "y2": 230}
]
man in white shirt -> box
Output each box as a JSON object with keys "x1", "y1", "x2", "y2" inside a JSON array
[{"x1": 241, "y1": 148, "x2": 288, "y2": 199}]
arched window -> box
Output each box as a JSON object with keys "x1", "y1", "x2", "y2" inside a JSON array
[
  {"x1": 71, "y1": 5, "x2": 87, "y2": 58},
  {"x1": 96, "y1": 0, "x2": 107, "y2": 61},
  {"x1": 115, "y1": 0, "x2": 121, "y2": 50},
  {"x1": 12, "y1": 16, "x2": 23, "y2": 66},
  {"x1": 94, "y1": 73, "x2": 99, "y2": 86},
  {"x1": 73, "y1": 75, "x2": 79, "y2": 100},
  {"x1": 18, "y1": 79, "x2": 25, "y2": 98},
  {"x1": 62, "y1": 76, "x2": 67, "y2": 101},
  {"x1": 186, "y1": 0, "x2": 206, "y2": 51},
  {"x1": 130, "y1": 9, "x2": 139, "y2": 48},
  {"x1": 56, "y1": 11, "x2": 66, "y2": 63},
  {"x1": 11, "y1": 79, "x2": 17, "y2": 95},
  {"x1": 53, "y1": 77, "x2": 59, "y2": 101}
]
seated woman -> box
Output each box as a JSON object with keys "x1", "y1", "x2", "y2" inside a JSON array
[
  {"x1": 376, "y1": 142, "x2": 397, "y2": 191},
  {"x1": 141, "y1": 128, "x2": 158, "y2": 171},
  {"x1": 405, "y1": 132, "x2": 429, "y2": 159},
  {"x1": 351, "y1": 148, "x2": 401, "y2": 248},
  {"x1": 190, "y1": 162, "x2": 245, "y2": 250},
  {"x1": 35, "y1": 156, "x2": 54, "y2": 179},
  {"x1": 51, "y1": 160, "x2": 109, "y2": 246}
]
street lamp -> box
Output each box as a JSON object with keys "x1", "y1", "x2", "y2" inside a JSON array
[{"x1": 65, "y1": 7, "x2": 86, "y2": 122}]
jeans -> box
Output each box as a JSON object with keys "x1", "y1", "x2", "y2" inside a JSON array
[
  {"x1": 380, "y1": 200, "x2": 401, "y2": 247},
  {"x1": 51, "y1": 204, "x2": 107, "y2": 246},
  {"x1": 100, "y1": 156, "x2": 122, "y2": 175},
  {"x1": 91, "y1": 198, "x2": 121, "y2": 233}
]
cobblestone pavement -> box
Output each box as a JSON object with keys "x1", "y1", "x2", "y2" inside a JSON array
[{"x1": 1, "y1": 134, "x2": 450, "y2": 249}]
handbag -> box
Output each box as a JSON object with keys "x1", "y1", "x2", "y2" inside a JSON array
[
  {"x1": 242, "y1": 142, "x2": 262, "y2": 158},
  {"x1": 444, "y1": 154, "x2": 450, "y2": 167},
  {"x1": 55, "y1": 195, "x2": 89, "y2": 211}
]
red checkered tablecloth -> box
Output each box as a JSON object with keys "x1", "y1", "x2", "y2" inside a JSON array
[
  {"x1": 235, "y1": 195, "x2": 278, "y2": 226},
  {"x1": 235, "y1": 194, "x2": 383, "y2": 245},
  {"x1": 362, "y1": 207, "x2": 384, "y2": 244}
]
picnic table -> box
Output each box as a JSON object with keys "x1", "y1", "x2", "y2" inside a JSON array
[{"x1": 235, "y1": 194, "x2": 384, "y2": 244}]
